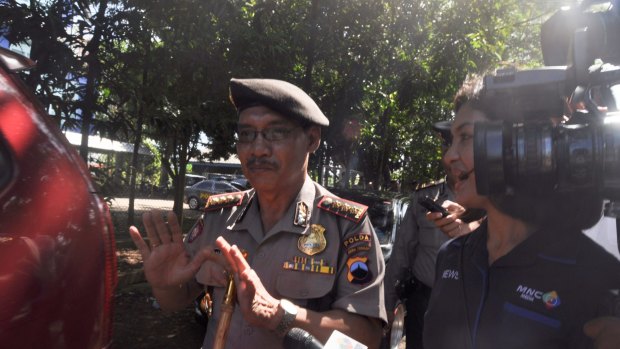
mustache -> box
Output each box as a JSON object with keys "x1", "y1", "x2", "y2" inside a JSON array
[
  {"x1": 458, "y1": 168, "x2": 475, "y2": 181},
  {"x1": 246, "y1": 158, "x2": 278, "y2": 169}
]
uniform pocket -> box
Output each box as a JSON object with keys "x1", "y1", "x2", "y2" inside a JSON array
[{"x1": 276, "y1": 271, "x2": 336, "y2": 299}]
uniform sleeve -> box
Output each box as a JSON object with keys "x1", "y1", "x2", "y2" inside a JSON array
[
  {"x1": 183, "y1": 213, "x2": 220, "y2": 286},
  {"x1": 384, "y1": 197, "x2": 420, "y2": 313},
  {"x1": 331, "y1": 215, "x2": 388, "y2": 324}
]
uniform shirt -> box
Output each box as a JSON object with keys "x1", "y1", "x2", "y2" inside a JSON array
[
  {"x1": 384, "y1": 181, "x2": 453, "y2": 311},
  {"x1": 423, "y1": 221, "x2": 620, "y2": 349},
  {"x1": 185, "y1": 176, "x2": 387, "y2": 349}
]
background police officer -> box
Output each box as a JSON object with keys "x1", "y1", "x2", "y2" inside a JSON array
[{"x1": 384, "y1": 121, "x2": 483, "y2": 349}]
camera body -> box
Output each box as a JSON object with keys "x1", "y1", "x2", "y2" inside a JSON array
[{"x1": 474, "y1": 0, "x2": 620, "y2": 203}]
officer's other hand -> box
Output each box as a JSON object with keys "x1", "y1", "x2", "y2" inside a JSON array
[
  {"x1": 128, "y1": 210, "x2": 208, "y2": 290},
  {"x1": 215, "y1": 236, "x2": 281, "y2": 330},
  {"x1": 195, "y1": 248, "x2": 231, "y2": 287},
  {"x1": 584, "y1": 316, "x2": 620, "y2": 349}
]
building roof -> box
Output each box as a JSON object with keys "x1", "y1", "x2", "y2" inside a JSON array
[{"x1": 63, "y1": 131, "x2": 153, "y2": 156}]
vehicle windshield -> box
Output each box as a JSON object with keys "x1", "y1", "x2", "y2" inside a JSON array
[{"x1": 368, "y1": 202, "x2": 393, "y2": 244}]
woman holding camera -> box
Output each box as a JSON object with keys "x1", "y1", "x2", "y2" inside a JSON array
[{"x1": 423, "y1": 76, "x2": 620, "y2": 349}]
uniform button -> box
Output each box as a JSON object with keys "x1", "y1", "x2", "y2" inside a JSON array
[
  {"x1": 243, "y1": 326, "x2": 254, "y2": 336},
  {"x1": 300, "y1": 290, "x2": 308, "y2": 297}
]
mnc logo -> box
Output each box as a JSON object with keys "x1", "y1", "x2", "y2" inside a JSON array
[
  {"x1": 516, "y1": 285, "x2": 561, "y2": 308},
  {"x1": 516, "y1": 285, "x2": 543, "y2": 302}
]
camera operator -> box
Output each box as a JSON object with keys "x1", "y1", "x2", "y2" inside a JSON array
[{"x1": 423, "y1": 75, "x2": 620, "y2": 349}]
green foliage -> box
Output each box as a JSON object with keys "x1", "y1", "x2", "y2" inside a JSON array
[{"x1": 2, "y1": 0, "x2": 567, "y2": 192}]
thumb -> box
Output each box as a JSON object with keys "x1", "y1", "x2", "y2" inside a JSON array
[
  {"x1": 584, "y1": 317, "x2": 603, "y2": 338},
  {"x1": 129, "y1": 226, "x2": 151, "y2": 260}
]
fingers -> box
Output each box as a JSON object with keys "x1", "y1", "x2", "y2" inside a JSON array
[
  {"x1": 442, "y1": 200, "x2": 466, "y2": 216},
  {"x1": 167, "y1": 211, "x2": 184, "y2": 244},
  {"x1": 154, "y1": 210, "x2": 173, "y2": 244},
  {"x1": 583, "y1": 316, "x2": 620, "y2": 349},
  {"x1": 194, "y1": 247, "x2": 231, "y2": 272},
  {"x1": 231, "y1": 244, "x2": 252, "y2": 272},
  {"x1": 128, "y1": 225, "x2": 151, "y2": 259},
  {"x1": 142, "y1": 210, "x2": 161, "y2": 247},
  {"x1": 142, "y1": 210, "x2": 178, "y2": 248},
  {"x1": 216, "y1": 236, "x2": 239, "y2": 274},
  {"x1": 215, "y1": 236, "x2": 250, "y2": 276},
  {"x1": 584, "y1": 317, "x2": 604, "y2": 338},
  {"x1": 426, "y1": 211, "x2": 464, "y2": 238},
  {"x1": 443, "y1": 218, "x2": 465, "y2": 238}
]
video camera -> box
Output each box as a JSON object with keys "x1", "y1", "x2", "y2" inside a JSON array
[{"x1": 474, "y1": 0, "x2": 620, "y2": 210}]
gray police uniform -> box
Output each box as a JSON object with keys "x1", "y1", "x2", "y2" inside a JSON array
[
  {"x1": 384, "y1": 180, "x2": 453, "y2": 349},
  {"x1": 185, "y1": 176, "x2": 387, "y2": 349}
]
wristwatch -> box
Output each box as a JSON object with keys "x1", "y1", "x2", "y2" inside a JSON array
[{"x1": 274, "y1": 299, "x2": 298, "y2": 337}]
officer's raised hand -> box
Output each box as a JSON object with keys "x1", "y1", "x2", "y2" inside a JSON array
[{"x1": 129, "y1": 210, "x2": 212, "y2": 289}]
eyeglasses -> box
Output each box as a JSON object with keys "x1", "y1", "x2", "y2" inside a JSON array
[{"x1": 236, "y1": 127, "x2": 299, "y2": 143}]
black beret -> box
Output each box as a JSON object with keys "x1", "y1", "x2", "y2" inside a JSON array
[{"x1": 229, "y1": 78, "x2": 330, "y2": 127}]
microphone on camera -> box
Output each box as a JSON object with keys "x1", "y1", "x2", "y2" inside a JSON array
[
  {"x1": 283, "y1": 328, "x2": 323, "y2": 349},
  {"x1": 458, "y1": 168, "x2": 475, "y2": 181}
]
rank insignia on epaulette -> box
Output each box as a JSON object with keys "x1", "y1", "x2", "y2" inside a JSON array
[
  {"x1": 204, "y1": 192, "x2": 244, "y2": 211},
  {"x1": 347, "y1": 256, "x2": 372, "y2": 284},
  {"x1": 317, "y1": 196, "x2": 367, "y2": 223},
  {"x1": 298, "y1": 224, "x2": 327, "y2": 255},
  {"x1": 283, "y1": 256, "x2": 335, "y2": 275},
  {"x1": 294, "y1": 201, "x2": 310, "y2": 227},
  {"x1": 187, "y1": 216, "x2": 204, "y2": 243}
]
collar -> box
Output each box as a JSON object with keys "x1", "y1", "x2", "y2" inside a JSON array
[
  {"x1": 228, "y1": 176, "x2": 317, "y2": 239},
  {"x1": 465, "y1": 222, "x2": 577, "y2": 268}
]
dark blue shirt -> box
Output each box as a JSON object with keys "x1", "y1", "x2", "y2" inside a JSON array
[{"x1": 423, "y1": 221, "x2": 620, "y2": 349}]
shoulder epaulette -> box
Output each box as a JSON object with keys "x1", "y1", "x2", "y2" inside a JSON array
[
  {"x1": 317, "y1": 195, "x2": 368, "y2": 223},
  {"x1": 204, "y1": 192, "x2": 244, "y2": 211},
  {"x1": 415, "y1": 178, "x2": 445, "y2": 191}
]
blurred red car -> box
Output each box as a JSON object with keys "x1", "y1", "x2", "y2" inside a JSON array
[{"x1": 0, "y1": 48, "x2": 117, "y2": 348}]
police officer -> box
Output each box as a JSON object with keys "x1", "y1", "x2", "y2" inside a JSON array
[
  {"x1": 129, "y1": 78, "x2": 386, "y2": 349},
  {"x1": 384, "y1": 121, "x2": 483, "y2": 349}
]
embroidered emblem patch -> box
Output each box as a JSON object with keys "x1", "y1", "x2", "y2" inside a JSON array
[
  {"x1": 347, "y1": 256, "x2": 372, "y2": 284},
  {"x1": 187, "y1": 217, "x2": 204, "y2": 243},
  {"x1": 342, "y1": 233, "x2": 372, "y2": 255},
  {"x1": 298, "y1": 224, "x2": 327, "y2": 256}
]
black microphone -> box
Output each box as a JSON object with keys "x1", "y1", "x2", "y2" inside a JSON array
[
  {"x1": 458, "y1": 168, "x2": 475, "y2": 181},
  {"x1": 283, "y1": 328, "x2": 324, "y2": 349}
]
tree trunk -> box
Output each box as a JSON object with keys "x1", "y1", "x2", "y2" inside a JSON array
[
  {"x1": 172, "y1": 139, "x2": 189, "y2": 226},
  {"x1": 128, "y1": 34, "x2": 151, "y2": 227},
  {"x1": 79, "y1": 0, "x2": 109, "y2": 162},
  {"x1": 127, "y1": 113, "x2": 144, "y2": 227},
  {"x1": 377, "y1": 107, "x2": 390, "y2": 190},
  {"x1": 302, "y1": 0, "x2": 320, "y2": 91}
]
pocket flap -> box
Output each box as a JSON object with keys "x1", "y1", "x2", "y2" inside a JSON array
[{"x1": 276, "y1": 271, "x2": 335, "y2": 299}]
